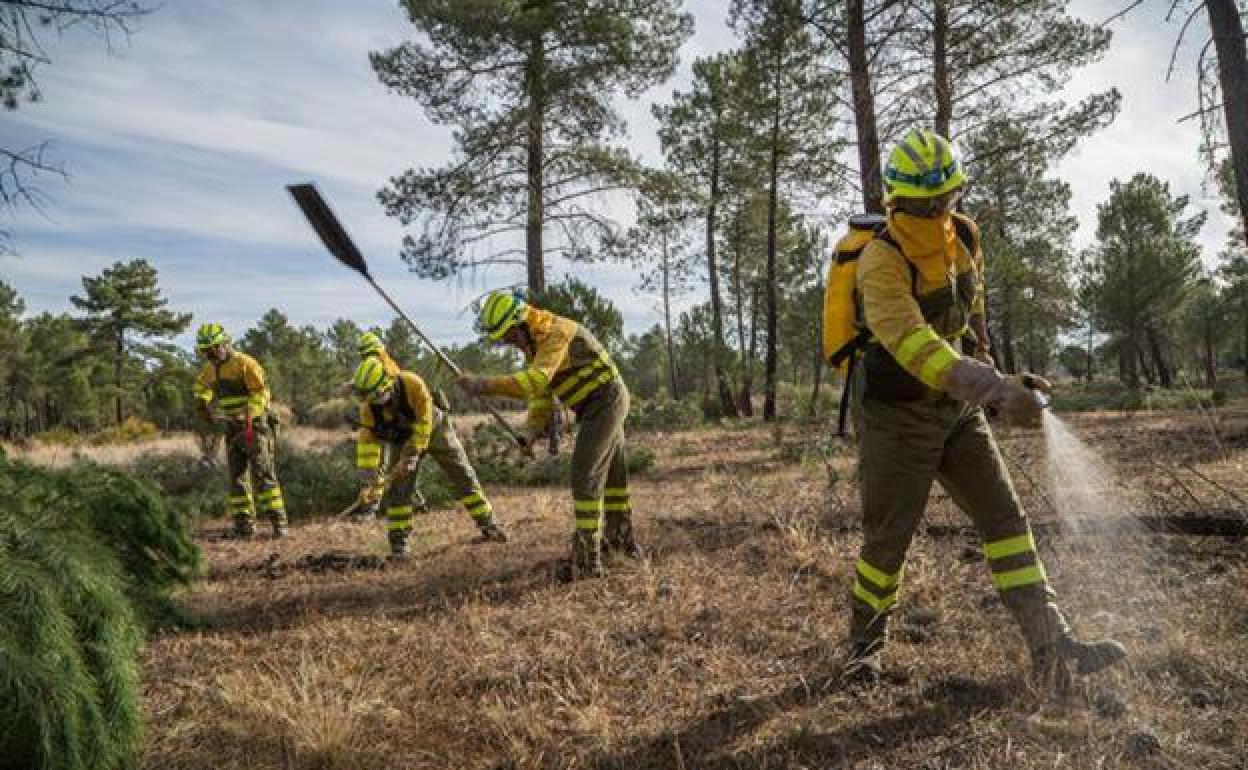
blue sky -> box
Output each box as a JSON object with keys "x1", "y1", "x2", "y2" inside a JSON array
[{"x1": 0, "y1": 0, "x2": 1237, "y2": 347}]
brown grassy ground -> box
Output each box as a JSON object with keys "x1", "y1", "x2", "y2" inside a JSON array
[{"x1": 140, "y1": 408, "x2": 1248, "y2": 769}]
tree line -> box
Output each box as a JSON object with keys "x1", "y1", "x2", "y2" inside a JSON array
[{"x1": 4, "y1": 1, "x2": 1248, "y2": 439}]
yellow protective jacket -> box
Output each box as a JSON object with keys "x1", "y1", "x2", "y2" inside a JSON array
[
  {"x1": 193, "y1": 351, "x2": 270, "y2": 418},
  {"x1": 856, "y1": 211, "x2": 985, "y2": 396},
  {"x1": 356, "y1": 371, "x2": 434, "y2": 470},
  {"x1": 480, "y1": 307, "x2": 620, "y2": 435}
]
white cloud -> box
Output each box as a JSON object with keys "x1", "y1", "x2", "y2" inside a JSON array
[{"x1": 3, "y1": 0, "x2": 1239, "y2": 353}]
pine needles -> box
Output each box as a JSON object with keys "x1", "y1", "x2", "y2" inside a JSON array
[{"x1": 0, "y1": 455, "x2": 200, "y2": 770}]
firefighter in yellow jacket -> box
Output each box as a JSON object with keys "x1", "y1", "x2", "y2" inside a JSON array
[
  {"x1": 457, "y1": 292, "x2": 640, "y2": 579},
  {"x1": 352, "y1": 331, "x2": 401, "y2": 519},
  {"x1": 836, "y1": 128, "x2": 1126, "y2": 689},
  {"x1": 192, "y1": 323, "x2": 287, "y2": 538},
  {"x1": 351, "y1": 357, "x2": 506, "y2": 559}
]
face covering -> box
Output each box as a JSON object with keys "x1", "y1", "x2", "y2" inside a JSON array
[{"x1": 887, "y1": 209, "x2": 958, "y2": 283}]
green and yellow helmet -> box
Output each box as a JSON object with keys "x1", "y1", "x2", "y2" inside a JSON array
[
  {"x1": 195, "y1": 322, "x2": 230, "y2": 352},
  {"x1": 882, "y1": 128, "x2": 966, "y2": 201},
  {"x1": 357, "y1": 331, "x2": 385, "y2": 357},
  {"x1": 352, "y1": 357, "x2": 394, "y2": 401},
  {"x1": 476, "y1": 290, "x2": 527, "y2": 342}
]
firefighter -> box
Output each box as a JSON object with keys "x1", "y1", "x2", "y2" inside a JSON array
[
  {"x1": 351, "y1": 331, "x2": 401, "y2": 519},
  {"x1": 457, "y1": 291, "x2": 640, "y2": 579},
  {"x1": 351, "y1": 357, "x2": 506, "y2": 559},
  {"x1": 192, "y1": 323, "x2": 288, "y2": 538},
  {"x1": 843, "y1": 128, "x2": 1126, "y2": 690}
]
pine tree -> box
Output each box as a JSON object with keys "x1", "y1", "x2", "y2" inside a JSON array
[
  {"x1": 1081, "y1": 174, "x2": 1205, "y2": 388},
  {"x1": 654, "y1": 53, "x2": 750, "y2": 416},
  {"x1": 608, "y1": 171, "x2": 697, "y2": 398},
  {"x1": 372, "y1": 0, "x2": 693, "y2": 292},
  {"x1": 908, "y1": 0, "x2": 1118, "y2": 169},
  {"x1": 70, "y1": 260, "x2": 190, "y2": 426},
  {"x1": 964, "y1": 120, "x2": 1077, "y2": 374},
  {"x1": 733, "y1": 0, "x2": 845, "y2": 420}
]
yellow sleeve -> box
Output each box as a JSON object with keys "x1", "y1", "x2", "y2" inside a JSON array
[
  {"x1": 482, "y1": 318, "x2": 575, "y2": 400},
  {"x1": 192, "y1": 364, "x2": 214, "y2": 404},
  {"x1": 402, "y1": 373, "x2": 434, "y2": 452},
  {"x1": 857, "y1": 242, "x2": 962, "y2": 390},
  {"x1": 240, "y1": 356, "x2": 271, "y2": 417},
  {"x1": 356, "y1": 403, "x2": 382, "y2": 470}
]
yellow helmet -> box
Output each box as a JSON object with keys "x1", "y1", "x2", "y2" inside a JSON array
[
  {"x1": 882, "y1": 128, "x2": 966, "y2": 201},
  {"x1": 357, "y1": 331, "x2": 384, "y2": 357},
  {"x1": 476, "y1": 291, "x2": 527, "y2": 342},
  {"x1": 195, "y1": 322, "x2": 229, "y2": 352},
  {"x1": 351, "y1": 357, "x2": 394, "y2": 400}
]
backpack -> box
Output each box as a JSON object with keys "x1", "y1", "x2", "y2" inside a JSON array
[{"x1": 823, "y1": 212, "x2": 976, "y2": 435}]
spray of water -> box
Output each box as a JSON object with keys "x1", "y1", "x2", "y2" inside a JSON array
[
  {"x1": 1038, "y1": 409, "x2": 1167, "y2": 650},
  {"x1": 1041, "y1": 411, "x2": 1135, "y2": 532}
]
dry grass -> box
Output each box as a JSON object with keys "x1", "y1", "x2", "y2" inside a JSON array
[
  {"x1": 138, "y1": 411, "x2": 1248, "y2": 769},
  {"x1": 4, "y1": 426, "x2": 351, "y2": 467}
]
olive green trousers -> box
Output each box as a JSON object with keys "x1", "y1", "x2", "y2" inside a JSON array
[{"x1": 849, "y1": 374, "x2": 1069, "y2": 655}]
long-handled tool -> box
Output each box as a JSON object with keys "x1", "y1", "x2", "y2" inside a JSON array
[{"x1": 286, "y1": 182, "x2": 527, "y2": 448}]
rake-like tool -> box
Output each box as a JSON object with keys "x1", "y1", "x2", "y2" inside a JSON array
[{"x1": 286, "y1": 182, "x2": 526, "y2": 448}]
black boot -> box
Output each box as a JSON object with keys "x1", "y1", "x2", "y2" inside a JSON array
[
  {"x1": 842, "y1": 640, "x2": 885, "y2": 686},
  {"x1": 1059, "y1": 636, "x2": 1127, "y2": 676},
  {"x1": 603, "y1": 513, "x2": 643, "y2": 560},
  {"x1": 471, "y1": 520, "x2": 509, "y2": 544}
]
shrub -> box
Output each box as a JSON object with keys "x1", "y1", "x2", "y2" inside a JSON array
[
  {"x1": 89, "y1": 416, "x2": 160, "y2": 445},
  {"x1": 4, "y1": 458, "x2": 200, "y2": 626},
  {"x1": 33, "y1": 426, "x2": 82, "y2": 447},
  {"x1": 1048, "y1": 382, "x2": 1217, "y2": 412},
  {"x1": 0, "y1": 456, "x2": 201, "y2": 770},
  {"x1": 627, "y1": 393, "x2": 703, "y2": 432}
]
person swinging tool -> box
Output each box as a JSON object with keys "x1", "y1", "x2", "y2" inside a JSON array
[
  {"x1": 351, "y1": 356, "x2": 507, "y2": 561},
  {"x1": 838, "y1": 128, "x2": 1126, "y2": 691},
  {"x1": 457, "y1": 291, "x2": 641, "y2": 580},
  {"x1": 192, "y1": 323, "x2": 288, "y2": 538}
]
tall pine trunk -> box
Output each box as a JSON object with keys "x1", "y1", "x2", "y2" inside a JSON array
[
  {"x1": 763, "y1": 80, "x2": 782, "y2": 421},
  {"x1": 661, "y1": 231, "x2": 679, "y2": 398},
  {"x1": 1145, "y1": 324, "x2": 1172, "y2": 387},
  {"x1": 732, "y1": 215, "x2": 751, "y2": 415},
  {"x1": 1208, "y1": 0, "x2": 1248, "y2": 251},
  {"x1": 1203, "y1": 315, "x2": 1218, "y2": 387},
  {"x1": 705, "y1": 131, "x2": 739, "y2": 417},
  {"x1": 933, "y1": 0, "x2": 952, "y2": 137},
  {"x1": 525, "y1": 34, "x2": 547, "y2": 293},
  {"x1": 847, "y1": 0, "x2": 884, "y2": 213},
  {"x1": 742, "y1": 283, "x2": 760, "y2": 416}
]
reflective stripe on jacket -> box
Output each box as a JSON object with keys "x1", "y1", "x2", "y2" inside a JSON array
[{"x1": 482, "y1": 314, "x2": 621, "y2": 434}]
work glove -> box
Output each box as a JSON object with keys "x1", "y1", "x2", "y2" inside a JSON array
[
  {"x1": 945, "y1": 359, "x2": 1050, "y2": 428},
  {"x1": 456, "y1": 374, "x2": 488, "y2": 396},
  {"x1": 990, "y1": 374, "x2": 1050, "y2": 428}
]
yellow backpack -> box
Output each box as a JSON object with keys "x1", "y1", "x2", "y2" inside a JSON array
[
  {"x1": 822, "y1": 213, "x2": 886, "y2": 379},
  {"x1": 822, "y1": 212, "x2": 977, "y2": 436}
]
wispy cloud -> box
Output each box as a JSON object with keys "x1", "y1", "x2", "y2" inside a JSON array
[{"x1": 1, "y1": 0, "x2": 1238, "y2": 354}]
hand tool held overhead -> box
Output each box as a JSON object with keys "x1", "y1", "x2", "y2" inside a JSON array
[{"x1": 285, "y1": 182, "x2": 527, "y2": 448}]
